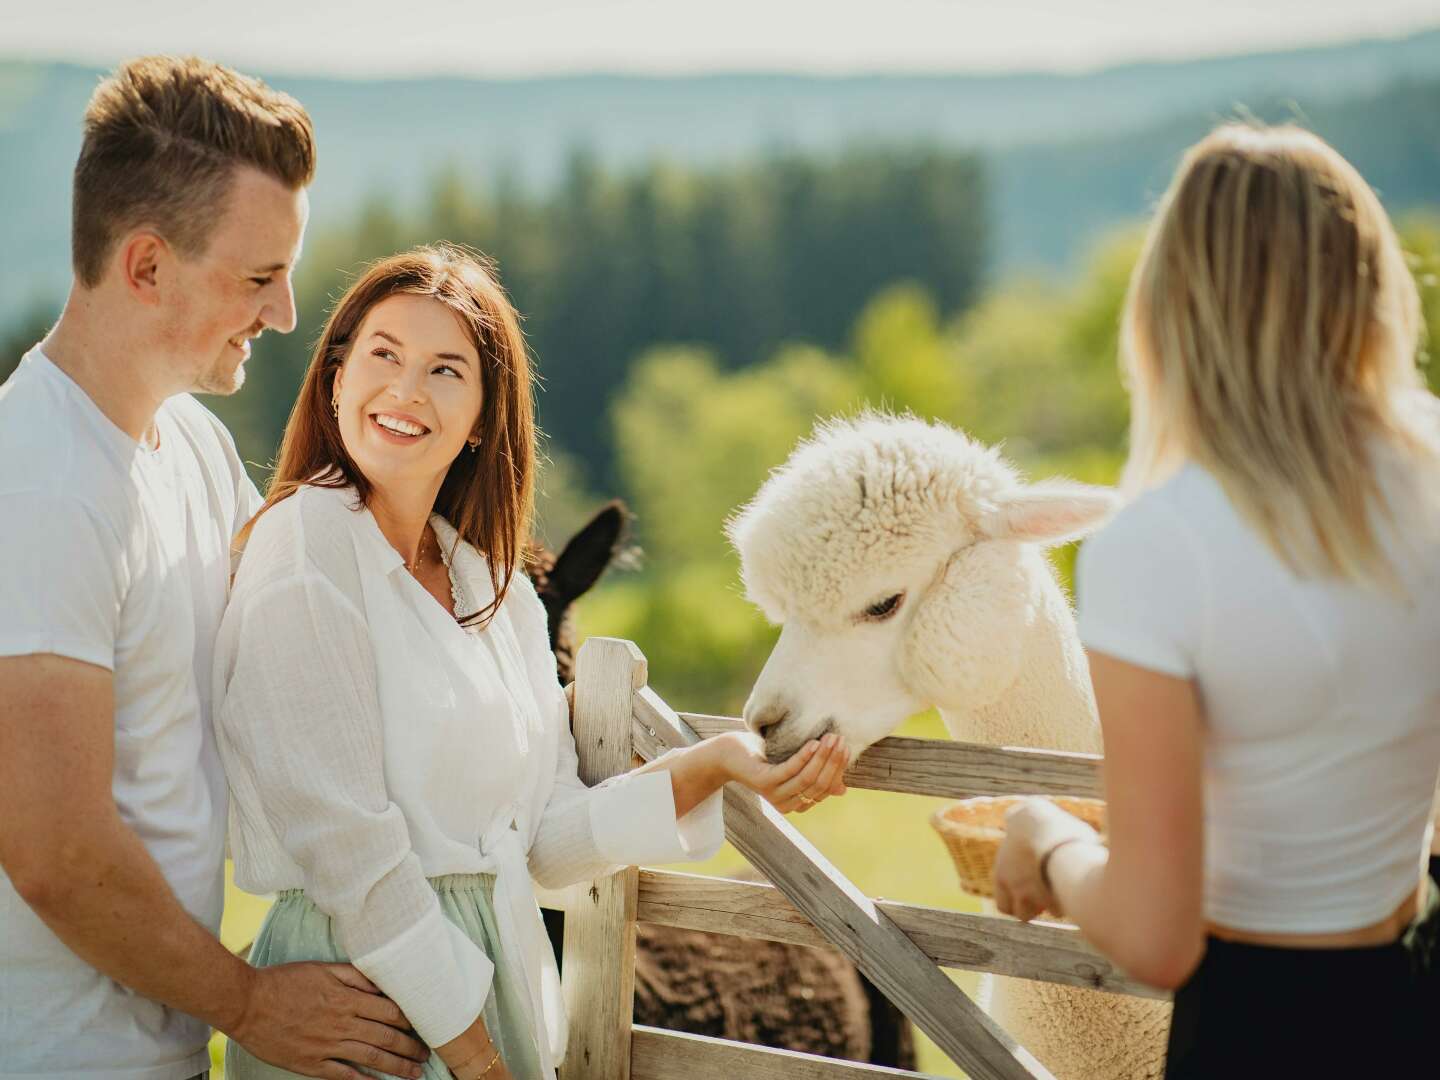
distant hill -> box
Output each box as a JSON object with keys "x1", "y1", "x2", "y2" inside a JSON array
[
  {"x1": 993, "y1": 74, "x2": 1440, "y2": 269},
  {"x1": 3, "y1": 27, "x2": 1440, "y2": 326}
]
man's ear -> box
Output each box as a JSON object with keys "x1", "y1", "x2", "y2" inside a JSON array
[
  {"x1": 979, "y1": 482, "x2": 1117, "y2": 547},
  {"x1": 119, "y1": 232, "x2": 167, "y2": 305}
]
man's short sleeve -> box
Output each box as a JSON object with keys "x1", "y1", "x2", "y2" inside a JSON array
[
  {"x1": 0, "y1": 493, "x2": 127, "y2": 670},
  {"x1": 1075, "y1": 494, "x2": 1205, "y2": 680}
]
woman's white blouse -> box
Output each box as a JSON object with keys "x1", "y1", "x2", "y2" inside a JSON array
[{"x1": 213, "y1": 483, "x2": 723, "y2": 1070}]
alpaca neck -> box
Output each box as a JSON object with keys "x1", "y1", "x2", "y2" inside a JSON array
[{"x1": 937, "y1": 571, "x2": 1102, "y2": 755}]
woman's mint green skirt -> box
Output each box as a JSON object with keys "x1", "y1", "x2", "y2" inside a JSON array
[{"x1": 226, "y1": 873, "x2": 543, "y2": 1080}]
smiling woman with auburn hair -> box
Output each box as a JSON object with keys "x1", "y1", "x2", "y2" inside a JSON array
[
  {"x1": 238, "y1": 245, "x2": 535, "y2": 625},
  {"x1": 214, "y1": 244, "x2": 852, "y2": 1080}
]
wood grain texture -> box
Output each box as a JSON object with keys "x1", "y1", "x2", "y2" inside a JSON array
[
  {"x1": 559, "y1": 638, "x2": 646, "y2": 1080},
  {"x1": 631, "y1": 1025, "x2": 946, "y2": 1079},
  {"x1": 631, "y1": 691, "x2": 1054, "y2": 1080},
  {"x1": 636, "y1": 870, "x2": 1165, "y2": 1000},
  {"x1": 678, "y1": 712, "x2": 1103, "y2": 799}
]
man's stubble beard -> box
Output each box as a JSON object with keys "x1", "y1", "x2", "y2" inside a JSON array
[{"x1": 193, "y1": 351, "x2": 246, "y2": 396}]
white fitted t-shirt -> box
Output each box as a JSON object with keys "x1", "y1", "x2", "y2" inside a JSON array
[
  {"x1": 1077, "y1": 448, "x2": 1440, "y2": 934},
  {"x1": 0, "y1": 348, "x2": 261, "y2": 1079}
]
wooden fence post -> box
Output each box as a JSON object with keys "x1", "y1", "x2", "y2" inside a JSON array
[{"x1": 558, "y1": 637, "x2": 645, "y2": 1080}]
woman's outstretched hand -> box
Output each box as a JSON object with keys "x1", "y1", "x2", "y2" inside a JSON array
[{"x1": 714, "y1": 730, "x2": 851, "y2": 813}]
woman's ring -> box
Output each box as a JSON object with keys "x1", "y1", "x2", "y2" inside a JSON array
[{"x1": 798, "y1": 793, "x2": 818, "y2": 806}]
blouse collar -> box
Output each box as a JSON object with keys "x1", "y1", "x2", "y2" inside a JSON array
[
  {"x1": 342, "y1": 489, "x2": 504, "y2": 622},
  {"x1": 347, "y1": 495, "x2": 465, "y2": 581},
  {"x1": 343, "y1": 491, "x2": 406, "y2": 577},
  {"x1": 429, "y1": 513, "x2": 493, "y2": 620}
]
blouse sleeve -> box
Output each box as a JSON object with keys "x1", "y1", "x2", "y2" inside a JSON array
[
  {"x1": 502, "y1": 580, "x2": 725, "y2": 890},
  {"x1": 1075, "y1": 493, "x2": 1207, "y2": 679},
  {"x1": 217, "y1": 571, "x2": 491, "y2": 1048}
]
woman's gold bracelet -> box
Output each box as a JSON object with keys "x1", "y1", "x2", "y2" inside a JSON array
[
  {"x1": 477, "y1": 1047, "x2": 502, "y2": 1077},
  {"x1": 452, "y1": 1038, "x2": 499, "y2": 1078}
]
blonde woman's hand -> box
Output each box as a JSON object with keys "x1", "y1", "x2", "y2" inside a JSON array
[
  {"x1": 994, "y1": 797, "x2": 1100, "y2": 922},
  {"x1": 715, "y1": 730, "x2": 850, "y2": 813}
]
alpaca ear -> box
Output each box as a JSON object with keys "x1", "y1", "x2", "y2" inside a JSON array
[
  {"x1": 980, "y1": 483, "x2": 1117, "y2": 547},
  {"x1": 546, "y1": 501, "x2": 628, "y2": 607}
]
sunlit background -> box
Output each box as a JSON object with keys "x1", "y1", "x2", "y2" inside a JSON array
[{"x1": 6, "y1": 3, "x2": 1439, "y2": 1073}]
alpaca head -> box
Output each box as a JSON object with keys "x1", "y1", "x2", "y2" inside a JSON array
[
  {"x1": 527, "y1": 500, "x2": 630, "y2": 685},
  {"x1": 728, "y1": 415, "x2": 1114, "y2": 762}
]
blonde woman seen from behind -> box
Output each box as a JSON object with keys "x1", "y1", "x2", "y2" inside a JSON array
[
  {"x1": 993, "y1": 125, "x2": 1440, "y2": 1078},
  {"x1": 214, "y1": 245, "x2": 850, "y2": 1080}
]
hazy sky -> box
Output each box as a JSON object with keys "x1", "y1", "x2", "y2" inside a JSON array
[{"x1": 4, "y1": 0, "x2": 1439, "y2": 77}]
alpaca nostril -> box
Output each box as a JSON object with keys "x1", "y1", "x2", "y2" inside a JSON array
[{"x1": 746, "y1": 703, "x2": 790, "y2": 742}]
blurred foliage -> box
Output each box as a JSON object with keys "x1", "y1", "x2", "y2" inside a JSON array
[
  {"x1": 574, "y1": 216, "x2": 1440, "y2": 710},
  {"x1": 580, "y1": 230, "x2": 1144, "y2": 709},
  {"x1": 2, "y1": 161, "x2": 1437, "y2": 717},
  {"x1": 1402, "y1": 211, "x2": 1440, "y2": 394},
  {"x1": 0, "y1": 300, "x2": 55, "y2": 384},
  {"x1": 199, "y1": 146, "x2": 988, "y2": 492}
]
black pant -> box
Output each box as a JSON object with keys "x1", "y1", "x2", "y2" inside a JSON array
[{"x1": 1165, "y1": 877, "x2": 1440, "y2": 1079}]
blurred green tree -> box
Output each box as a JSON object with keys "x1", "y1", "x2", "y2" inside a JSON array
[
  {"x1": 220, "y1": 145, "x2": 988, "y2": 491},
  {"x1": 595, "y1": 230, "x2": 1144, "y2": 706},
  {"x1": 1400, "y1": 213, "x2": 1440, "y2": 392}
]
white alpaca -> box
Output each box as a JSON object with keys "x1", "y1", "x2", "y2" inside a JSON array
[{"x1": 727, "y1": 414, "x2": 1170, "y2": 1080}]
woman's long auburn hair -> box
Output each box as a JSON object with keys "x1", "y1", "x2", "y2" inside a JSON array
[
  {"x1": 1120, "y1": 123, "x2": 1437, "y2": 588},
  {"x1": 240, "y1": 243, "x2": 535, "y2": 626}
]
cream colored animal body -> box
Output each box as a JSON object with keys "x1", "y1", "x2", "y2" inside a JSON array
[{"x1": 728, "y1": 415, "x2": 1169, "y2": 1080}]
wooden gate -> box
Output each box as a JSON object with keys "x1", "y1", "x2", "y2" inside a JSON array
[{"x1": 549, "y1": 637, "x2": 1164, "y2": 1080}]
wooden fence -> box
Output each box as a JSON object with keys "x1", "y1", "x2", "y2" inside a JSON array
[{"x1": 547, "y1": 637, "x2": 1164, "y2": 1080}]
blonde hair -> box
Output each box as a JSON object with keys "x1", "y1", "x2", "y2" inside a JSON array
[
  {"x1": 72, "y1": 56, "x2": 316, "y2": 287},
  {"x1": 1121, "y1": 123, "x2": 1435, "y2": 586}
]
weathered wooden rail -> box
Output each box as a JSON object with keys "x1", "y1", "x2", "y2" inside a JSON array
[{"x1": 548, "y1": 637, "x2": 1159, "y2": 1080}]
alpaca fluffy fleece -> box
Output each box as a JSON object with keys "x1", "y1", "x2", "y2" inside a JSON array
[
  {"x1": 729, "y1": 413, "x2": 1169, "y2": 1080},
  {"x1": 729, "y1": 414, "x2": 1020, "y2": 627}
]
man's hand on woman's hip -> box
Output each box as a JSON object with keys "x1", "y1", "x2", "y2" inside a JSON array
[{"x1": 228, "y1": 961, "x2": 430, "y2": 1080}]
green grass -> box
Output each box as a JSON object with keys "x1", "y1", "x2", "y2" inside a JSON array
[{"x1": 212, "y1": 709, "x2": 979, "y2": 1077}]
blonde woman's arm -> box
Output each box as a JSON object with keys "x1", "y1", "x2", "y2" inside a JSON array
[{"x1": 995, "y1": 651, "x2": 1206, "y2": 990}]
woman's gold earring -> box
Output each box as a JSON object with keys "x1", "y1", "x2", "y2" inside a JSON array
[
  {"x1": 332, "y1": 397, "x2": 339, "y2": 420},
  {"x1": 467, "y1": 438, "x2": 480, "y2": 454}
]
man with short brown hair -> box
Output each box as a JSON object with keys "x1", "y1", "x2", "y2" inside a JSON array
[{"x1": 0, "y1": 57, "x2": 427, "y2": 1080}]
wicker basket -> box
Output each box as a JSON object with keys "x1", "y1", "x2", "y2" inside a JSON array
[{"x1": 930, "y1": 795, "x2": 1107, "y2": 900}]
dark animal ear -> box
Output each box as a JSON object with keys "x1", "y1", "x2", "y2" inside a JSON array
[{"x1": 547, "y1": 501, "x2": 627, "y2": 606}]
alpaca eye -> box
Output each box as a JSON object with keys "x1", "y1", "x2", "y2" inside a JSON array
[{"x1": 861, "y1": 593, "x2": 905, "y2": 622}]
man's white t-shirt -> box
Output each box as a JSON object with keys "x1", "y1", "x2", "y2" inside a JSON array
[{"x1": 0, "y1": 348, "x2": 261, "y2": 1079}]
